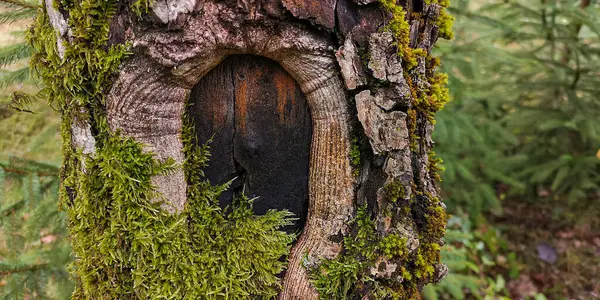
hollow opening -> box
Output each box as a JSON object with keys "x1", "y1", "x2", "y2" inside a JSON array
[
  {"x1": 187, "y1": 55, "x2": 312, "y2": 233},
  {"x1": 412, "y1": 0, "x2": 424, "y2": 13}
]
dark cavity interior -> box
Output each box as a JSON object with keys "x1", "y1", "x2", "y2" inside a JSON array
[{"x1": 188, "y1": 55, "x2": 312, "y2": 233}]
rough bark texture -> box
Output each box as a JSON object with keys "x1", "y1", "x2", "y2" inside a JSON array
[{"x1": 46, "y1": 0, "x2": 450, "y2": 298}]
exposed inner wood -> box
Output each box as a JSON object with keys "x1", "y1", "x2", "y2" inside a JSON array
[
  {"x1": 107, "y1": 4, "x2": 356, "y2": 297},
  {"x1": 188, "y1": 55, "x2": 311, "y2": 233}
]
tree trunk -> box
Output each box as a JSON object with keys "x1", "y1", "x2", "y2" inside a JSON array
[{"x1": 33, "y1": 0, "x2": 452, "y2": 298}]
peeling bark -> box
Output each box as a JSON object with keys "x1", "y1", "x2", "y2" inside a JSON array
[
  {"x1": 336, "y1": 32, "x2": 367, "y2": 90},
  {"x1": 281, "y1": 0, "x2": 337, "y2": 29},
  {"x1": 356, "y1": 90, "x2": 409, "y2": 154}
]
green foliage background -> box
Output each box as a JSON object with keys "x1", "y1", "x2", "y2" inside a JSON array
[
  {"x1": 436, "y1": 0, "x2": 600, "y2": 217},
  {"x1": 426, "y1": 0, "x2": 600, "y2": 298},
  {"x1": 1, "y1": 0, "x2": 599, "y2": 299},
  {"x1": 0, "y1": 157, "x2": 73, "y2": 299}
]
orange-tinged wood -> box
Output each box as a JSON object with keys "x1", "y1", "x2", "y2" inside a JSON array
[{"x1": 189, "y1": 55, "x2": 312, "y2": 233}]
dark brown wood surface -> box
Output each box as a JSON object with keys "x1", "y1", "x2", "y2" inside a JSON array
[{"x1": 188, "y1": 55, "x2": 311, "y2": 233}]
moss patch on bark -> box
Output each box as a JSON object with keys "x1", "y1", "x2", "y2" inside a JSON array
[
  {"x1": 308, "y1": 0, "x2": 453, "y2": 298},
  {"x1": 29, "y1": 1, "x2": 296, "y2": 298}
]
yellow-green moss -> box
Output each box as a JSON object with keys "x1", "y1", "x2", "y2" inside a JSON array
[
  {"x1": 379, "y1": 234, "x2": 408, "y2": 259},
  {"x1": 413, "y1": 242, "x2": 441, "y2": 279},
  {"x1": 310, "y1": 196, "x2": 447, "y2": 298},
  {"x1": 313, "y1": 1, "x2": 453, "y2": 296},
  {"x1": 411, "y1": 197, "x2": 447, "y2": 283},
  {"x1": 310, "y1": 206, "x2": 414, "y2": 299},
  {"x1": 425, "y1": 0, "x2": 455, "y2": 40},
  {"x1": 423, "y1": 203, "x2": 447, "y2": 241},
  {"x1": 380, "y1": 0, "x2": 453, "y2": 151},
  {"x1": 427, "y1": 150, "x2": 444, "y2": 182},
  {"x1": 436, "y1": 10, "x2": 455, "y2": 40},
  {"x1": 379, "y1": 0, "x2": 420, "y2": 70},
  {"x1": 384, "y1": 179, "x2": 406, "y2": 203},
  {"x1": 130, "y1": 0, "x2": 151, "y2": 16},
  {"x1": 309, "y1": 206, "x2": 377, "y2": 298},
  {"x1": 380, "y1": 0, "x2": 453, "y2": 70},
  {"x1": 350, "y1": 137, "x2": 361, "y2": 177},
  {"x1": 407, "y1": 108, "x2": 419, "y2": 151},
  {"x1": 63, "y1": 128, "x2": 296, "y2": 298},
  {"x1": 412, "y1": 55, "x2": 451, "y2": 123},
  {"x1": 419, "y1": 72, "x2": 451, "y2": 119}
]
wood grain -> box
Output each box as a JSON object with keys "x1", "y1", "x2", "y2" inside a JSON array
[{"x1": 188, "y1": 55, "x2": 312, "y2": 233}]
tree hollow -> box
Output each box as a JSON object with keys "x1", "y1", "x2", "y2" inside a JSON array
[{"x1": 188, "y1": 55, "x2": 312, "y2": 233}]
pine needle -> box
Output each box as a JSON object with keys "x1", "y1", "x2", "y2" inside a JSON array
[
  {"x1": 0, "y1": 43, "x2": 32, "y2": 68},
  {"x1": 8, "y1": 90, "x2": 37, "y2": 113},
  {"x1": 0, "y1": 7, "x2": 36, "y2": 24},
  {"x1": 0, "y1": 67, "x2": 31, "y2": 88},
  {"x1": 0, "y1": 0, "x2": 39, "y2": 10}
]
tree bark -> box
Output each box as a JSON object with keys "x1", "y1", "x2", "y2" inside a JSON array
[{"x1": 37, "y1": 0, "x2": 451, "y2": 298}]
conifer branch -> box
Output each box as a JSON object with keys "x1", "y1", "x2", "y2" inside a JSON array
[
  {"x1": 0, "y1": 0, "x2": 39, "y2": 10},
  {"x1": 0, "y1": 44, "x2": 31, "y2": 68},
  {"x1": 0, "y1": 263, "x2": 49, "y2": 275},
  {"x1": 1, "y1": 167, "x2": 57, "y2": 177},
  {"x1": 8, "y1": 90, "x2": 37, "y2": 113},
  {"x1": 0, "y1": 7, "x2": 36, "y2": 24}
]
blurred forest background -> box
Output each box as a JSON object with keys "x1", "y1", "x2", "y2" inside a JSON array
[{"x1": 0, "y1": 0, "x2": 599, "y2": 299}]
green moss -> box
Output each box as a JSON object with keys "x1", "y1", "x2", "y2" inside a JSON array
[
  {"x1": 399, "y1": 266, "x2": 413, "y2": 281},
  {"x1": 379, "y1": 0, "x2": 453, "y2": 129},
  {"x1": 411, "y1": 56, "x2": 451, "y2": 123},
  {"x1": 29, "y1": 0, "x2": 129, "y2": 116},
  {"x1": 407, "y1": 108, "x2": 419, "y2": 151},
  {"x1": 309, "y1": 206, "x2": 377, "y2": 299},
  {"x1": 317, "y1": 0, "x2": 455, "y2": 281},
  {"x1": 425, "y1": 0, "x2": 450, "y2": 5},
  {"x1": 30, "y1": 1, "x2": 296, "y2": 298},
  {"x1": 64, "y1": 129, "x2": 295, "y2": 298},
  {"x1": 384, "y1": 179, "x2": 406, "y2": 203},
  {"x1": 379, "y1": 0, "x2": 419, "y2": 70},
  {"x1": 423, "y1": 203, "x2": 447, "y2": 241},
  {"x1": 28, "y1": 0, "x2": 452, "y2": 297},
  {"x1": 309, "y1": 207, "x2": 411, "y2": 299},
  {"x1": 427, "y1": 150, "x2": 444, "y2": 182},
  {"x1": 419, "y1": 72, "x2": 451, "y2": 119},
  {"x1": 350, "y1": 137, "x2": 361, "y2": 177},
  {"x1": 413, "y1": 243, "x2": 440, "y2": 279},
  {"x1": 425, "y1": 0, "x2": 455, "y2": 40},
  {"x1": 436, "y1": 10, "x2": 455, "y2": 40},
  {"x1": 377, "y1": 0, "x2": 453, "y2": 161},
  {"x1": 131, "y1": 0, "x2": 151, "y2": 16},
  {"x1": 379, "y1": 0, "x2": 452, "y2": 71},
  {"x1": 379, "y1": 234, "x2": 407, "y2": 259},
  {"x1": 309, "y1": 198, "x2": 446, "y2": 299},
  {"x1": 409, "y1": 197, "x2": 447, "y2": 283}
]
